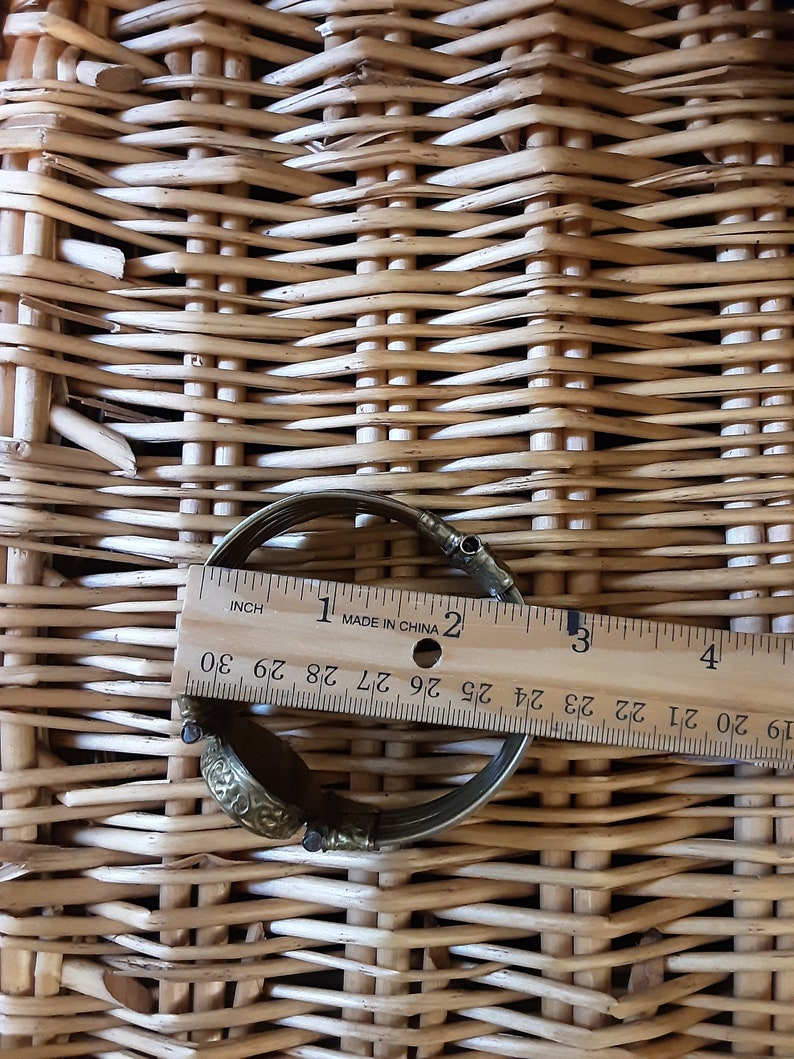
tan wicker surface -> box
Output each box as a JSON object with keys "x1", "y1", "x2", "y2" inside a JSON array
[{"x1": 0, "y1": 0, "x2": 792, "y2": 1054}]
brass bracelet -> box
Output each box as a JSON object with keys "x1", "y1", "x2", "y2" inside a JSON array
[{"x1": 179, "y1": 490, "x2": 530, "y2": 852}]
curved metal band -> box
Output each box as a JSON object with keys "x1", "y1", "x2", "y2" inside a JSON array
[{"x1": 180, "y1": 490, "x2": 530, "y2": 852}]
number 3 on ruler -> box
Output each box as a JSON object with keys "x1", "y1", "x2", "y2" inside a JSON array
[{"x1": 571, "y1": 626, "x2": 591, "y2": 653}]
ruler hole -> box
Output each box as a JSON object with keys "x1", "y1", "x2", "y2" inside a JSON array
[{"x1": 413, "y1": 637, "x2": 442, "y2": 669}]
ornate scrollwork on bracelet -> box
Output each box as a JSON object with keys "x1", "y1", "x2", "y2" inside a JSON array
[{"x1": 200, "y1": 735, "x2": 304, "y2": 842}]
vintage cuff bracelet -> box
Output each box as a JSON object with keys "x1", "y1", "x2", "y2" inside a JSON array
[{"x1": 179, "y1": 490, "x2": 530, "y2": 853}]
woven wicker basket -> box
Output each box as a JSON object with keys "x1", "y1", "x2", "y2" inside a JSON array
[{"x1": 0, "y1": 0, "x2": 792, "y2": 1054}]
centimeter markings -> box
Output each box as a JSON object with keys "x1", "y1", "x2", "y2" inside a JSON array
[{"x1": 172, "y1": 566, "x2": 794, "y2": 765}]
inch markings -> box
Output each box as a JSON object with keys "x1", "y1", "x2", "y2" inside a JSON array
[{"x1": 173, "y1": 566, "x2": 794, "y2": 765}]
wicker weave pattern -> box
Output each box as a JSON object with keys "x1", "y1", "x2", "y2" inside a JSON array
[{"x1": 0, "y1": 0, "x2": 792, "y2": 1054}]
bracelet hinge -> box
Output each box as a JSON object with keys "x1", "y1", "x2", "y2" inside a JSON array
[{"x1": 417, "y1": 511, "x2": 517, "y2": 597}]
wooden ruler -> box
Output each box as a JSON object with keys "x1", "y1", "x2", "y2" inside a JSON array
[{"x1": 172, "y1": 566, "x2": 794, "y2": 765}]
